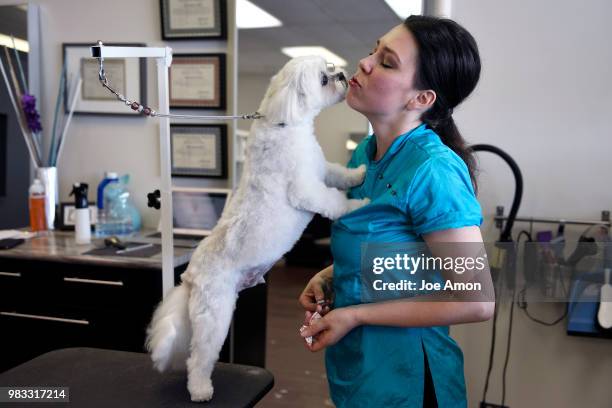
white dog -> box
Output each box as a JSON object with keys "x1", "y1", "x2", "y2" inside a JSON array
[{"x1": 146, "y1": 56, "x2": 369, "y2": 402}]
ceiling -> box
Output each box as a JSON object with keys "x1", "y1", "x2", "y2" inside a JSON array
[
  {"x1": 0, "y1": 5, "x2": 27, "y2": 39},
  {"x1": 238, "y1": 0, "x2": 402, "y2": 75},
  {"x1": 0, "y1": 2, "x2": 400, "y2": 76}
]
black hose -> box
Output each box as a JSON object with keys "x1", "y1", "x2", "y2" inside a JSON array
[
  {"x1": 470, "y1": 144, "x2": 523, "y2": 406},
  {"x1": 471, "y1": 144, "x2": 524, "y2": 243}
]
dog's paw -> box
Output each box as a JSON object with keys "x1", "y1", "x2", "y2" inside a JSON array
[
  {"x1": 347, "y1": 197, "x2": 370, "y2": 213},
  {"x1": 349, "y1": 164, "x2": 367, "y2": 186},
  {"x1": 188, "y1": 374, "x2": 214, "y2": 402}
]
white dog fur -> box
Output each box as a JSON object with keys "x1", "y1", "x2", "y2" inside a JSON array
[{"x1": 146, "y1": 56, "x2": 369, "y2": 402}]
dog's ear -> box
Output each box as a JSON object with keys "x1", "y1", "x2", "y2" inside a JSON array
[{"x1": 259, "y1": 61, "x2": 309, "y2": 126}]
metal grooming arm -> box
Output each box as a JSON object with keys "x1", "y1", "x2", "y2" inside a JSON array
[{"x1": 90, "y1": 43, "x2": 175, "y2": 297}]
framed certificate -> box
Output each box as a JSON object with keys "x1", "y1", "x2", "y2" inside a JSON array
[
  {"x1": 170, "y1": 124, "x2": 228, "y2": 178},
  {"x1": 81, "y1": 59, "x2": 125, "y2": 101},
  {"x1": 169, "y1": 53, "x2": 226, "y2": 109},
  {"x1": 63, "y1": 43, "x2": 147, "y2": 116},
  {"x1": 160, "y1": 0, "x2": 227, "y2": 40}
]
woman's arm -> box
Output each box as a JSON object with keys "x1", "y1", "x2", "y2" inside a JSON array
[
  {"x1": 298, "y1": 264, "x2": 334, "y2": 313},
  {"x1": 353, "y1": 226, "x2": 495, "y2": 325},
  {"x1": 320, "y1": 264, "x2": 334, "y2": 279},
  {"x1": 300, "y1": 226, "x2": 495, "y2": 352}
]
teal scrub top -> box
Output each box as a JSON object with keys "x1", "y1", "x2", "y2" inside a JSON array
[{"x1": 326, "y1": 123, "x2": 483, "y2": 408}]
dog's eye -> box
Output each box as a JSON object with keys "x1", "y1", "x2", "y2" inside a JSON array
[{"x1": 321, "y1": 74, "x2": 329, "y2": 86}]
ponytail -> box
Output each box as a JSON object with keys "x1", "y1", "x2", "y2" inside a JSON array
[
  {"x1": 426, "y1": 117, "x2": 478, "y2": 195},
  {"x1": 404, "y1": 15, "x2": 481, "y2": 194}
]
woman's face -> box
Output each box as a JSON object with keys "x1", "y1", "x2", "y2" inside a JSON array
[{"x1": 347, "y1": 24, "x2": 420, "y2": 118}]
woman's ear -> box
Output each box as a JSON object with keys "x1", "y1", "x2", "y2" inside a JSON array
[{"x1": 406, "y1": 89, "x2": 436, "y2": 112}]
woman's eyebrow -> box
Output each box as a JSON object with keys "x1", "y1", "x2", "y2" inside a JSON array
[{"x1": 375, "y1": 39, "x2": 401, "y2": 64}]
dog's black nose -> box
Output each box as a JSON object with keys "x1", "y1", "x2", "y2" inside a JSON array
[{"x1": 337, "y1": 72, "x2": 346, "y2": 81}]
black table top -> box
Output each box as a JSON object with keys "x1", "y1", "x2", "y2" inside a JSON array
[{"x1": 0, "y1": 348, "x2": 274, "y2": 408}]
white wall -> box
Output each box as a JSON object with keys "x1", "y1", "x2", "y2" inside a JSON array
[
  {"x1": 452, "y1": 0, "x2": 612, "y2": 239},
  {"x1": 449, "y1": 1, "x2": 612, "y2": 407},
  {"x1": 0, "y1": 0, "x2": 237, "y2": 229}
]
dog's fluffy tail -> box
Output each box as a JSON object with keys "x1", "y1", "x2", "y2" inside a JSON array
[{"x1": 146, "y1": 283, "x2": 192, "y2": 372}]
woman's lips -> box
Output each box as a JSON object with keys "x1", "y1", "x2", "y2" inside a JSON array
[{"x1": 349, "y1": 77, "x2": 361, "y2": 88}]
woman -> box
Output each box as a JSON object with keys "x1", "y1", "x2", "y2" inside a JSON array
[{"x1": 298, "y1": 15, "x2": 495, "y2": 408}]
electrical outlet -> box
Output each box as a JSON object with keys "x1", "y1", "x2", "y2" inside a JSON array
[{"x1": 480, "y1": 402, "x2": 509, "y2": 408}]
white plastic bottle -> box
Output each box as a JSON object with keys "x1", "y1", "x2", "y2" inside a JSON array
[{"x1": 70, "y1": 183, "x2": 91, "y2": 245}]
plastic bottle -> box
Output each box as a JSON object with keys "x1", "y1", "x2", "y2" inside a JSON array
[
  {"x1": 70, "y1": 183, "x2": 91, "y2": 245},
  {"x1": 96, "y1": 174, "x2": 141, "y2": 237},
  {"x1": 29, "y1": 178, "x2": 46, "y2": 231},
  {"x1": 95, "y1": 172, "x2": 119, "y2": 237},
  {"x1": 97, "y1": 172, "x2": 119, "y2": 210}
]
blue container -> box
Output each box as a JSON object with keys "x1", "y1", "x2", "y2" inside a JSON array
[
  {"x1": 95, "y1": 174, "x2": 141, "y2": 237},
  {"x1": 97, "y1": 172, "x2": 118, "y2": 210}
]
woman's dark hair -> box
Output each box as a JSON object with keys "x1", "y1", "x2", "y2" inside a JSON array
[{"x1": 403, "y1": 15, "x2": 481, "y2": 193}]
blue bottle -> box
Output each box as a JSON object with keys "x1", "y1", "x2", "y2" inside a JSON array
[
  {"x1": 97, "y1": 172, "x2": 118, "y2": 210},
  {"x1": 95, "y1": 172, "x2": 118, "y2": 237},
  {"x1": 96, "y1": 174, "x2": 142, "y2": 237}
]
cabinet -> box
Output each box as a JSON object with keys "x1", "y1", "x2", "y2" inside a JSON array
[{"x1": 0, "y1": 231, "x2": 266, "y2": 373}]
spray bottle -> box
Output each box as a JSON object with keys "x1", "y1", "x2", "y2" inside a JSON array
[{"x1": 70, "y1": 183, "x2": 91, "y2": 245}]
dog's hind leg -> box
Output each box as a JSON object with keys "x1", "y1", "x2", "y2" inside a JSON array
[
  {"x1": 186, "y1": 271, "x2": 240, "y2": 402},
  {"x1": 324, "y1": 162, "x2": 366, "y2": 189}
]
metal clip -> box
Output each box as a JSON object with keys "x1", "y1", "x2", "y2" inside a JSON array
[
  {"x1": 248, "y1": 112, "x2": 264, "y2": 119},
  {"x1": 96, "y1": 40, "x2": 106, "y2": 83}
]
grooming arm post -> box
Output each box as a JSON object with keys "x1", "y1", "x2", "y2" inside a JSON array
[
  {"x1": 91, "y1": 44, "x2": 175, "y2": 297},
  {"x1": 90, "y1": 45, "x2": 170, "y2": 60},
  {"x1": 157, "y1": 47, "x2": 175, "y2": 297}
]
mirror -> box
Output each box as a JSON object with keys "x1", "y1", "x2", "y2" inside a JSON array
[
  {"x1": 0, "y1": 4, "x2": 30, "y2": 228},
  {"x1": 236, "y1": 1, "x2": 401, "y2": 178}
]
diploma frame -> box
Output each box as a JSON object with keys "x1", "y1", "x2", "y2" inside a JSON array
[
  {"x1": 170, "y1": 124, "x2": 228, "y2": 178},
  {"x1": 169, "y1": 53, "x2": 226, "y2": 110},
  {"x1": 160, "y1": 0, "x2": 227, "y2": 40},
  {"x1": 62, "y1": 43, "x2": 147, "y2": 116}
]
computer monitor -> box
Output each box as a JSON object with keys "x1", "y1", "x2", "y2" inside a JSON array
[{"x1": 163, "y1": 187, "x2": 232, "y2": 237}]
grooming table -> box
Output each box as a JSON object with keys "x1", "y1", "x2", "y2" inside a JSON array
[{"x1": 0, "y1": 348, "x2": 274, "y2": 407}]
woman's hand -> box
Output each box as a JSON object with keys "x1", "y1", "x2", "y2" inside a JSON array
[
  {"x1": 300, "y1": 307, "x2": 359, "y2": 352},
  {"x1": 299, "y1": 267, "x2": 334, "y2": 314}
]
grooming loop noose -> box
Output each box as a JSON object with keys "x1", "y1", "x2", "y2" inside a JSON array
[
  {"x1": 95, "y1": 40, "x2": 338, "y2": 121},
  {"x1": 95, "y1": 41, "x2": 263, "y2": 121}
]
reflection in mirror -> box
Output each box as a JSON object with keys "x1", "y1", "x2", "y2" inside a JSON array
[
  {"x1": 0, "y1": 4, "x2": 30, "y2": 228},
  {"x1": 236, "y1": 1, "x2": 401, "y2": 175},
  {"x1": 234, "y1": 3, "x2": 404, "y2": 406}
]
